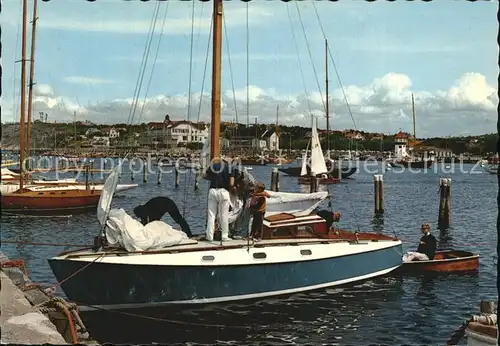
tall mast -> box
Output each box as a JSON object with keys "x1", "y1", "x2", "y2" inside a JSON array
[
  {"x1": 411, "y1": 93, "x2": 416, "y2": 141},
  {"x1": 275, "y1": 104, "x2": 279, "y2": 154},
  {"x1": 325, "y1": 38, "x2": 330, "y2": 152},
  {"x1": 210, "y1": 0, "x2": 223, "y2": 160},
  {"x1": 26, "y1": 0, "x2": 38, "y2": 168},
  {"x1": 19, "y1": 0, "x2": 28, "y2": 191}
]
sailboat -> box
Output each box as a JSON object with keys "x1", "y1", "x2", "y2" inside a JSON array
[
  {"x1": 298, "y1": 116, "x2": 340, "y2": 185},
  {"x1": 0, "y1": 0, "x2": 112, "y2": 215},
  {"x1": 48, "y1": 0, "x2": 402, "y2": 314},
  {"x1": 279, "y1": 39, "x2": 357, "y2": 180},
  {"x1": 1, "y1": 167, "x2": 137, "y2": 194}
]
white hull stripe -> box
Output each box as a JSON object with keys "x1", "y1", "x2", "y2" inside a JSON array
[{"x1": 77, "y1": 265, "x2": 401, "y2": 312}]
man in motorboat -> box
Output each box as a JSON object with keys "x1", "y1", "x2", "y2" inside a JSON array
[
  {"x1": 203, "y1": 158, "x2": 236, "y2": 242},
  {"x1": 133, "y1": 196, "x2": 192, "y2": 237},
  {"x1": 402, "y1": 223, "x2": 437, "y2": 262}
]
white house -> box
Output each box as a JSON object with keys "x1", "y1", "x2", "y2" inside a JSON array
[
  {"x1": 261, "y1": 129, "x2": 280, "y2": 151},
  {"x1": 167, "y1": 120, "x2": 209, "y2": 145},
  {"x1": 393, "y1": 131, "x2": 410, "y2": 159},
  {"x1": 109, "y1": 127, "x2": 120, "y2": 139}
]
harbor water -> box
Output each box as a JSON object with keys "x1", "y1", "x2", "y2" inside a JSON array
[{"x1": 1, "y1": 162, "x2": 497, "y2": 344}]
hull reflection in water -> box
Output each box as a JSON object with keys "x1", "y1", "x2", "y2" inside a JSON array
[{"x1": 51, "y1": 260, "x2": 404, "y2": 344}]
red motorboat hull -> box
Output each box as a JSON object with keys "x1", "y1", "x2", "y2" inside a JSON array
[
  {"x1": 1, "y1": 189, "x2": 102, "y2": 215},
  {"x1": 400, "y1": 250, "x2": 479, "y2": 273}
]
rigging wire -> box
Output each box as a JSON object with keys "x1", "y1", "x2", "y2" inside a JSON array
[
  {"x1": 126, "y1": 1, "x2": 161, "y2": 125},
  {"x1": 311, "y1": 2, "x2": 358, "y2": 131},
  {"x1": 181, "y1": 1, "x2": 199, "y2": 218},
  {"x1": 286, "y1": 4, "x2": 313, "y2": 116},
  {"x1": 186, "y1": 1, "x2": 196, "y2": 123},
  {"x1": 13, "y1": 14, "x2": 22, "y2": 122},
  {"x1": 223, "y1": 15, "x2": 239, "y2": 127},
  {"x1": 246, "y1": 1, "x2": 250, "y2": 128},
  {"x1": 137, "y1": 2, "x2": 170, "y2": 124},
  {"x1": 196, "y1": 15, "x2": 213, "y2": 124},
  {"x1": 294, "y1": 2, "x2": 327, "y2": 116}
]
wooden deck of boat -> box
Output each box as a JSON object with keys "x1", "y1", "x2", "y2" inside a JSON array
[{"x1": 64, "y1": 236, "x2": 399, "y2": 259}]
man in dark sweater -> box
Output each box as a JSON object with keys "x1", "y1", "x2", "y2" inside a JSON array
[
  {"x1": 133, "y1": 196, "x2": 192, "y2": 237},
  {"x1": 402, "y1": 223, "x2": 437, "y2": 262}
]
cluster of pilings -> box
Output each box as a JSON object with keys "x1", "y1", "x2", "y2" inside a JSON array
[{"x1": 371, "y1": 174, "x2": 452, "y2": 229}]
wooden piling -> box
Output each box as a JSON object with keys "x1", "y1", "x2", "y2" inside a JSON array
[
  {"x1": 157, "y1": 167, "x2": 161, "y2": 185},
  {"x1": 374, "y1": 174, "x2": 384, "y2": 214},
  {"x1": 270, "y1": 168, "x2": 279, "y2": 192},
  {"x1": 130, "y1": 168, "x2": 134, "y2": 181},
  {"x1": 175, "y1": 168, "x2": 180, "y2": 188},
  {"x1": 142, "y1": 163, "x2": 147, "y2": 183},
  {"x1": 194, "y1": 167, "x2": 201, "y2": 191},
  {"x1": 309, "y1": 175, "x2": 318, "y2": 193},
  {"x1": 438, "y1": 178, "x2": 451, "y2": 229},
  {"x1": 84, "y1": 165, "x2": 90, "y2": 190}
]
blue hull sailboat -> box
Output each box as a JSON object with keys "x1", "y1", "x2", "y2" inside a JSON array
[{"x1": 48, "y1": 0, "x2": 402, "y2": 313}]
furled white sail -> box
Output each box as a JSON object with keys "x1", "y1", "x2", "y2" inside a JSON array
[
  {"x1": 300, "y1": 151, "x2": 308, "y2": 176},
  {"x1": 97, "y1": 163, "x2": 122, "y2": 226},
  {"x1": 266, "y1": 190, "x2": 328, "y2": 216},
  {"x1": 309, "y1": 117, "x2": 328, "y2": 175}
]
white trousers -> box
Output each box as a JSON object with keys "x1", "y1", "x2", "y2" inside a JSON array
[
  {"x1": 205, "y1": 188, "x2": 230, "y2": 241},
  {"x1": 402, "y1": 252, "x2": 430, "y2": 263}
]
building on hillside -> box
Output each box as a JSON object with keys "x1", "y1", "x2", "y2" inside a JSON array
[
  {"x1": 344, "y1": 131, "x2": 365, "y2": 141},
  {"x1": 393, "y1": 131, "x2": 410, "y2": 159},
  {"x1": 413, "y1": 146, "x2": 454, "y2": 158},
  {"x1": 261, "y1": 128, "x2": 280, "y2": 151},
  {"x1": 102, "y1": 127, "x2": 120, "y2": 139},
  {"x1": 142, "y1": 114, "x2": 208, "y2": 148}
]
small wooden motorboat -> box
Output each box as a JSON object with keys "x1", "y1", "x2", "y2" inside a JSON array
[{"x1": 401, "y1": 250, "x2": 479, "y2": 273}]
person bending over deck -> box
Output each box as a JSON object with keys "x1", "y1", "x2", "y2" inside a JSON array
[
  {"x1": 402, "y1": 223, "x2": 437, "y2": 262},
  {"x1": 203, "y1": 159, "x2": 236, "y2": 242},
  {"x1": 133, "y1": 196, "x2": 192, "y2": 237}
]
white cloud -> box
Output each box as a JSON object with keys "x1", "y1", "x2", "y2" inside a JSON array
[
  {"x1": 3, "y1": 73, "x2": 497, "y2": 137},
  {"x1": 63, "y1": 76, "x2": 115, "y2": 85}
]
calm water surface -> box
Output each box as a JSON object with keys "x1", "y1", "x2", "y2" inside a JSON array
[{"x1": 1, "y1": 162, "x2": 497, "y2": 344}]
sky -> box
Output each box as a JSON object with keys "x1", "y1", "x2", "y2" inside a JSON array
[{"x1": 1, "y1": 0, "x2": 499, "y2": 137}]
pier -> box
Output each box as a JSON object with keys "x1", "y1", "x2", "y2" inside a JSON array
[{"x1": 0, "y1": 252, "x2": 95, "y2": 345}]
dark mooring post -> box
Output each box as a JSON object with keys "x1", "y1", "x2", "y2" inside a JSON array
[
  {"x1": 194, "y1": 167, "x2": 201, "y2": 191},
  {"x1": 142, "y1": 163, "x2": 147, "y2": 183},
  {"x1": 438, "y1": 178, "x2": 451, "y2": 229},
  {"x1": 309, "y1": 174, "x2": 318, "y2": 193},
  {"x1": 85, "y1": 164, "x2": 90, "y2": 190},
  {"x1": 175, "y1": 167, "x2": 180, "y2": 188},
  {"x1": 270, "y1": 168, "x2": 279, "y2": 192},
  {"x1": 374, "y1": 174, "x2": 384, "y2": 214},
  {"x1": 157, "y1": 167, "x2": 162, "y2": 185}
]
